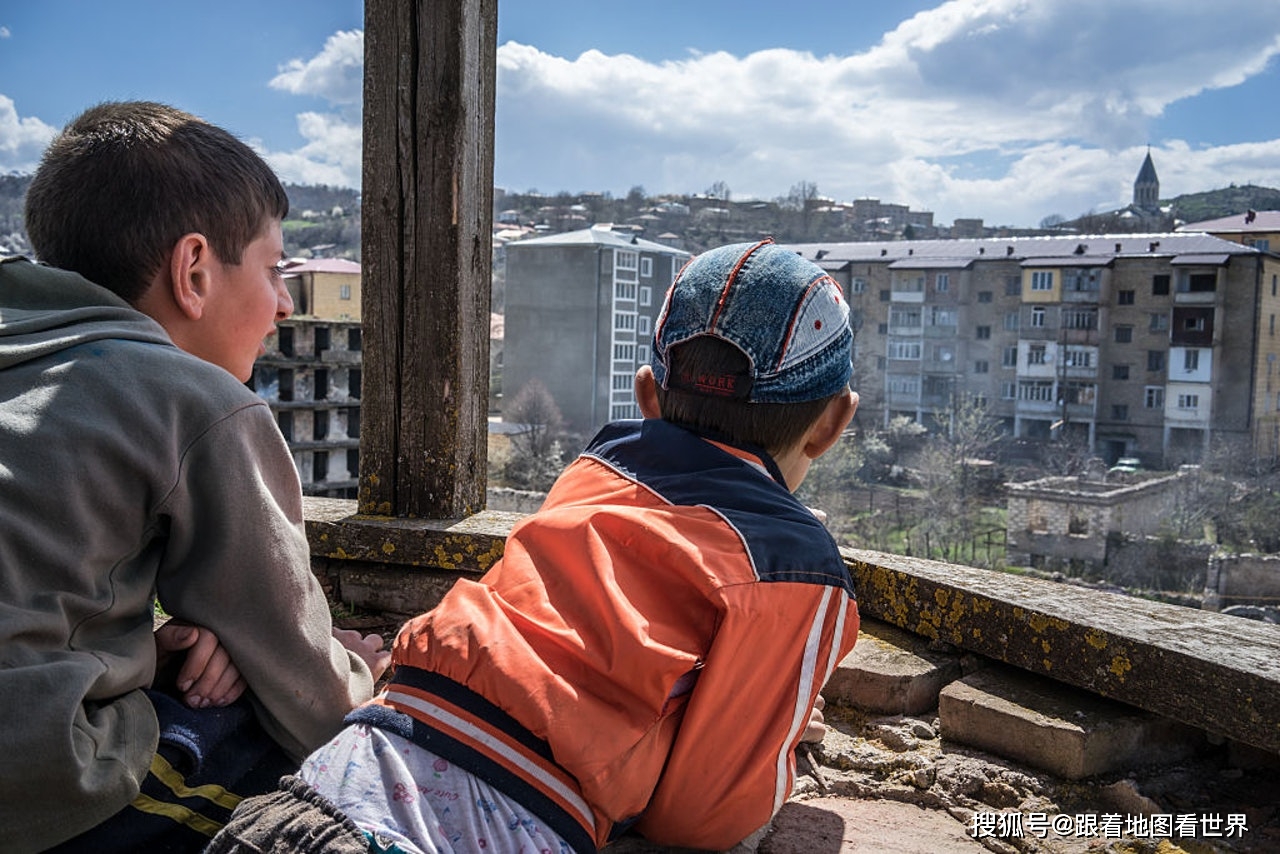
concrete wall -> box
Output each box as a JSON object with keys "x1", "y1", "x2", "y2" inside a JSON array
[{"x1": 1206, "y1": 552, "x2": 1280, "y2": 608}]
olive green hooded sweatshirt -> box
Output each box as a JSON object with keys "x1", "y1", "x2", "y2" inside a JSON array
[{"x1": 0, "y1": 257, "x2": 374, "y2": 851}]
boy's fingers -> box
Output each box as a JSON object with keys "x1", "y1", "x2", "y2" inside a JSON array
[
  {"x1": 175, "y1": 628, "x2": 219, "y2": 693},
  {"x1": 154, "y1": 620, "x2": 198, "y2": 653}
]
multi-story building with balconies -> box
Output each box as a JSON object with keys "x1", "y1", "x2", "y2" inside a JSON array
[
  {"x1": 790, "y1": 233, "x2": 1280, "y2": 467},
  {"x1": 502, "y1": 224, "x2": 691, "y2": 433}
]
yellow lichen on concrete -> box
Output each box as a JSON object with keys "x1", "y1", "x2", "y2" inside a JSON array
[
  {"x1": 381, "y1": 541, "x2": 396, "y2": 555},
  {"x1": 1109, "y1": 654, "x2": 1132, "y2": 679},
  {"x1": 1084, "y1": 629, "x2": 1109, "y2": 650},
  {"x1": 1027, "y1": 613, "x2": 1069, "y2": 634}
]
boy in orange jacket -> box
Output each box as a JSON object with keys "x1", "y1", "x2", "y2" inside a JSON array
[{"x1": 212, "y1": 238, "x2": 860, "y2": 853}]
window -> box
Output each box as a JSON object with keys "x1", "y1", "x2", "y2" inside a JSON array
[
  {"x1": 1184, "y1": 316, "x2": 1205, "y2": 331},
  {"x1": 933, "y1": 345, "x2": 954, "y2": 363},
  {"x1": 1153, "y1": 274, "x2": 1170, "y2": 295},
  {"x1": 887, "y1": 375, "x2": 920, "y2": 395},
  {"x1": 1018, "y1": 381, "x2": 1055, "y2": 402},
  {"x1": 640, "y1": 257, "x2": 653, "y2": 278},
  {"x1": 636, "y1": 344, "x2": 650, "y2": 364},
  {"x1": 1030, "y1": 270, "x2": 1054, "y2": 291},
  {"x1": 1147, "y1": 351, "x2": 1165, "y2": 372},
  {"x1": 1005, "y1": 276, "x2": 1020, "y2": 296},
  {"x1": 1117, "y1": 289, "x2": 1135, "y2": 305},
  {"x1": 1177, "y1": 394, "x2": 1199, "y2": 410},
  {"x1": 1001, "y1": 381, "x2": 1017, "y2": 400},
  {"x1": 614, "y1": 312, "x2": 636, "y2": 331},
  {"x1": 1184, "y1": 272, "x2": 1217, "y2": 293},
  {"x1": 978, "y1": 291, "x2": 993, "y2": 303},
  {"x1": 1272, "y1": 315, "x2": 1276, "y2": 336},
  {"x1": 888, "y1": 341, "x2": 922, "y2": 360},
  {"x1": 1030, "y1": 307, "x2": 1046, "y2": 328},
  {"x1": 1145, "y1": 386, "x2": 1165, "y2": 408},
  {"x1": 616, "y1": 250, "x2": 638, "y2": 272},
  {"x1": 339, "y1": 284, "x2": 352, "y2": 300},
  {"x1": 612, "y1": 374, "x2": 631, "y2": 390},
  {"x1": 879, "y1": 289, "x2": 891, "y2": 302},
  {"x1": 1150, "y1": 313, "x2": 1168, "y2": 332},
  {"x1": 975, "y1": 360, "x2": 989, "y2": 374},
  {"x1": 1004, "y1": 312, "x2": 1019, "y2": 331},
  {"x1": 930, "y1": 307, "x2": 956, "y2": 326},
  {"x1": 615, "y1": 281, "x2": 637, "y2": 300},
  {"x1": 1063, "y1": 348, "x2": 1093, "y2": 368},
  {"x1": 1113, "y1": 365, "x2": 1130, "y2": 380},
  {"x1": 1115, "y1": 325, "x2": 1133, "y2": 343},
  {"x1": 613, "y1": 343, "x2": 635, "y2": 361},
  {"x1": 1028, "y1": 344, "x2": 1048, "y2": 365},
  {"x1": 852, "y1": 277, "x2": 867, "y2": 294},
  {"x1": 935, "y1": 273, "x2": 950, "y2": 292},
  {"x1": 1112, "y1": 404, "x2": 1129, "y2": 421},
  {"x1": 1002, "y1": 346, "x2": 1018, "y2": 368},
  {"x1": 976, "y1": 325, "x2": 991, "y2": 340},
  {"x1": 1063, "y1": 308, "x2": 1097, "y2": 330},
  {"x1": 1184, "y1": 350, "x2": 1200, "y2": 372},
  {"x1": 1247, "y1": 238, "x2": 1271, "y2": 252},
  {"x1": 877, "y1": 323, "x2": 888, "y2": 335},
  {"x1": 639, "y1": 285, "x2": 652, "y2": 306},
  {"x1": 890, "y1": 307, "x2": 922, "y2": 328},
  {"x1": 1064, "y1": 269, "x2": 1100, "y2": 292},
  {"x1": 637, "y1": 316, "x2": 651, "y2": 336}
]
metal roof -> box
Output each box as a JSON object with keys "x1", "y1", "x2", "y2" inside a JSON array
[
  {"x1": 509, "y1": 224, "x2": 691, "y2": 256},
  {"x1": 783, "y1": 233, "x2": 1258, "y2": 266}
]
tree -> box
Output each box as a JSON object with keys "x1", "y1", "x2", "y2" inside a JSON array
[
  {"x1": 911, "y1": 397, "x2": 1002, "y2": 564},
  {"x1": 502, "y1": 379, "x2": 567, "y2": 491},
  {"x1": 706, "y1": 181, "x2": 731, "y2": 203}
]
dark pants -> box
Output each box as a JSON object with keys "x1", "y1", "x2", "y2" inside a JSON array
[{"x1": 46, "y1": 690, "x2": 295, "y2": 854}]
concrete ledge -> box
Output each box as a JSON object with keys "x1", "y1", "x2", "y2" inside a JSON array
[
  {"x1": 825, "y1": 618, "x2": 962, "y2": 715},
  {"x1": 303, "y1": 496, "x2": 518, "y2": 573},
  {"x1": 939, "y1": 664, "x2": 1201, "y2": 779},
  {"x1": 844, "y1": 547, "x2": 1280, "y2": 756},
  {"x1": 297, "y1": 501, "x2": 1280, "y2": 757}
]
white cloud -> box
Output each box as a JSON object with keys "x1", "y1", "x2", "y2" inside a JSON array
[
  {"x1": 0, "y1": 27, "x2": 11, "y2": 39},
  {"x1": 0, "y1": 95, "x2": 57, "y2": 174},
  {"x1": 270, "y1": 30, "x2": 364, "y2": 106},
  {"x1": 260, "y1": 1, "x2": 1280, "y2": 224}
]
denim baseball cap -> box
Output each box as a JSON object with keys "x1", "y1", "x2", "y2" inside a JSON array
[{"x1": 652, "y1": 238, "x2": 853, "y2": 403}]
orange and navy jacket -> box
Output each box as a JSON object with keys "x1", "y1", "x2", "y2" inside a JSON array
[{"x1": 349, "y1": 418, "x2": 860, "y2": 852}]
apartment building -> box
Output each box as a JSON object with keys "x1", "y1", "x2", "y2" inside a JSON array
[
  {"x1": 250, "y1": 317, "x2": 363, "y2": 497},
  {"x1": 503, "y1": 224, "x2": 691, "y2": 433},
  {"x1": 789, "y1": 233, "x2": 1280, "y2": 467}
]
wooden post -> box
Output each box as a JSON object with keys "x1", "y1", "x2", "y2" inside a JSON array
[{"x1": 360, "y1": 0, "x2": 497, "y2": 518}]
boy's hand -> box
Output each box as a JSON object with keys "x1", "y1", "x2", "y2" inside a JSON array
[
  {"x1": 801, "y1": 694, "x2": 826, "y2": 743},
  {"x1": 334, "y1": 627, "x2": 392, "y2": 681},
  {"x1": 154, "y1": 620, "x2": 247, "y2": 709}
]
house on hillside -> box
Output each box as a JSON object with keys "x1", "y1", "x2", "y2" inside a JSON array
[{"x1": 282, "y1": 258, "x2": 362, "y2": 320}]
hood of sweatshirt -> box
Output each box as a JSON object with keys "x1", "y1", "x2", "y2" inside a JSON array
[{"x1": 0, "y1": 256, "x2": 174, "y2": 370}]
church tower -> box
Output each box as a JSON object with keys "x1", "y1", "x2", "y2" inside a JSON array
[{"x1": 1133, "y1": 149, "x2": 1159, "y2": 211}]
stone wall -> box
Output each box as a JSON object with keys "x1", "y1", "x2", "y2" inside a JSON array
[{"x1": 1205, "y1": 552, "x2": 1280, "y2": 610}]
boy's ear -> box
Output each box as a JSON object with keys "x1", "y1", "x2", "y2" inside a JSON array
[
  {"x1": 802, "y1": 390, "x2": 858, "y2": 460},
  {"x1": 167, "y1": 233, "x2": 215, "y2": 321},
  {"x1": 634, "y1": 365, "x2": 662, "y2": 419}
]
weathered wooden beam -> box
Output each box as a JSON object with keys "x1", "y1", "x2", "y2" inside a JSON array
[
  {"x1": 844, "y1": 547, "x2": 1280, "y2": 756},
  {"x1": 360, "y1": 0, "x2": 497, "y2": 518}
]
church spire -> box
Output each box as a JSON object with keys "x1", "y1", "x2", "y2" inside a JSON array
[{"x1": 1134, "y1": 148, "x2": 1159, "y2": 211}]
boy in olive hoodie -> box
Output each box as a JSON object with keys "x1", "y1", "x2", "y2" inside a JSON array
[{"x1": 0, "y1": 101, "x2": 388, "y2": 853}]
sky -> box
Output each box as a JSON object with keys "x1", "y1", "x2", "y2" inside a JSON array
[{"x1": 3, "y1": 1, "x2": 1280, "y2": 227}]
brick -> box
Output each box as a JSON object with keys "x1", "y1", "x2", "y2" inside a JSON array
[{"x1": 938, "y1": 663, "x2": 1201, "y2": 779}]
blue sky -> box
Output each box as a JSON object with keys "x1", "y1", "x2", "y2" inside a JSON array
[{"x1": 3, "y1": 1, "x2": 1280, "y2": 226}]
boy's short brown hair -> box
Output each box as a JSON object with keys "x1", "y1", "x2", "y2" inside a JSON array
[
  {"x1": 24, "y1": 101, "x2": 289, "y2": 303},
  {"x1": 655, "y1": 334, "x2": 842, "y2": 457}
]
